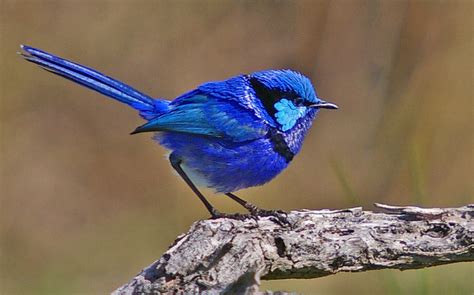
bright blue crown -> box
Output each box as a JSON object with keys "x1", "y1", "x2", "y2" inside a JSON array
[{"x1": 249, "y1": 69, "x2": 319, "y2": 103}]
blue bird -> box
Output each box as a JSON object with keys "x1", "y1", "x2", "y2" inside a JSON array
[{"x1": 20, "y1": 45, "x2": 338, "y2": 218}]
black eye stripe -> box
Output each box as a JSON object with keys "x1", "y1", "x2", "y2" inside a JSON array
[
  {"x1": 249, "y1": 77, "x2": 300, "y2": 118},
  {"x1": 295, "y1": 97, "x2": 312, "y2": 107},
  {"x1": 302, "y1": 100, "x2": 313, "y2": 107}
]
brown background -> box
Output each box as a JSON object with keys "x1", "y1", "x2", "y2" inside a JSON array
[{"x1": 1, "y1": 0, "x2": 472, "y2": 294}]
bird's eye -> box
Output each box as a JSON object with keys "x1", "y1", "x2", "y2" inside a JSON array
[{"x1": 294, "y1": 98, "x2": 306, "y2": 107}]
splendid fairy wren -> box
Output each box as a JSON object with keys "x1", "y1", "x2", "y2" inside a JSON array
[{"x1": 21, "y1": 45, "x2": 338, "y2": 218}]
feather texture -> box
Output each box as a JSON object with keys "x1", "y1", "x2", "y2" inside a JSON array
[
  {"x1": 20, "y1": 45, "x2": 169, "y2": 119},
  {"x1": 21, "y1": 45, "x2": 336, "y2": 195}
]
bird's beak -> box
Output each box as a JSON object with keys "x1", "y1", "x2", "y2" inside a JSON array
[{"x1": 309, "y1": 100, "x2": 338, "y2": 110}]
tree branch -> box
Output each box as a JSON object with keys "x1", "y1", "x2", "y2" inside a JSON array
[{"x1": 113, "y1": 204, "x2": 473, "y2": 294}]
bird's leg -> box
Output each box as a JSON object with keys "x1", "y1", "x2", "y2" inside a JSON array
[
  {"x1": 224, "y1": 192, "x2": 260, "y2": 213},
  {"x1": 225, "y1": 193, "x2": 288, "y2": 225},
  {"x1": 225, "y1": 192, "x2": 289, "y2": 225},
  {"x1": 169, "y1": 154, "x2": 286, "y2": 223},
  {"x1": 169, "y1": 154, "x2": 249, "y2": 220},
  {"x1": 169, "y1": 153, "x2": 221, "y2": 218}
]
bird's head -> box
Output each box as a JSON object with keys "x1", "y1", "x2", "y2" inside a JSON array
[{"x1": 249, "y1": 70, "x2": 337, "y2": 131}]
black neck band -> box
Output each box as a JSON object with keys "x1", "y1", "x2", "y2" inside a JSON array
[{"x1": 267, "y1": 129, "x2": 294, "y2": 163}]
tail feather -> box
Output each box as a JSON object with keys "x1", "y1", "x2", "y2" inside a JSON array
[{"x1": 20, "y1": 45, "x2": 169, "y2": 119}]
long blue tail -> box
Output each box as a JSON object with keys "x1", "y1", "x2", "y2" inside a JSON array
[{"x1": 20, "y1": 45, "x2": 169, "y2": 120}]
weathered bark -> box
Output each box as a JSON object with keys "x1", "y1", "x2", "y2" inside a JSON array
[{"x1": 113, "y1": 204, "x2": 473, "y2": 294}]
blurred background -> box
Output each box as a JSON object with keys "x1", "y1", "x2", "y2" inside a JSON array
[{"x1": 1, "y1": 0, "x2": 472, "y2": 294}]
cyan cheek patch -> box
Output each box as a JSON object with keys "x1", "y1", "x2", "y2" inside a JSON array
[{"x1": 274, "y1": 99, "x2": 307, "y2": 131}]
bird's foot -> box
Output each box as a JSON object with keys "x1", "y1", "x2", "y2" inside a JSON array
[
  {"x1": 249, "y1": 208, "x2": 290, "y2": 226},
  {"x1": 209, "y1": 208, "x2": 290, "y2": 225},
  {"x1": 210, "y1": 210, "x2": 251, "y2": 221}
]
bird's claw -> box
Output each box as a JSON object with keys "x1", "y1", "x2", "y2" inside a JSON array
[
  {"x1": 210, "y1": 211, "x2": 250, "y2": 221},
  {"x1": 249, "y1": 208, "x2": 290, "y2": 226},
  {"x1": 209, "y1": 209, "x2": 289, "y2": 225}
]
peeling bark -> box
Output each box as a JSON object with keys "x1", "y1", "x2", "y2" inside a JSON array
[{"x1": 113, "y1": 204, "x2": 473, "y2": 294}]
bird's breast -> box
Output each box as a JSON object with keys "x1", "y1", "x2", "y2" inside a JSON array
[
  {"x1": 156, "y1": 132, "x2": 291, "y2": 193},
  {"x1": 276, "y1": 109, "x2": 317, "y2": 156}
]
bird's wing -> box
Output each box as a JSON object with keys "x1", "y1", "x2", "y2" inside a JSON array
[{"x1": 133, "y1": 91, "x2": 269, "y2": 142}]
